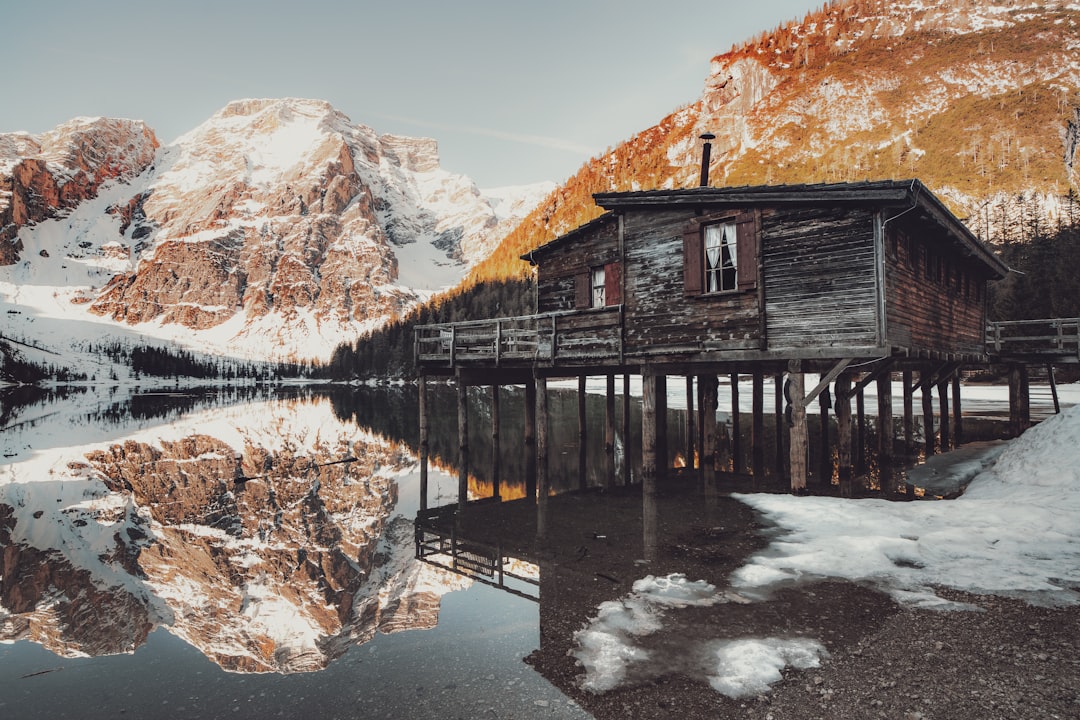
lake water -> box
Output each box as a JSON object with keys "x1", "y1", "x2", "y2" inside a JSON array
[{"x1": 0, "y1": 381, "x2": 1052, "y2": 718}]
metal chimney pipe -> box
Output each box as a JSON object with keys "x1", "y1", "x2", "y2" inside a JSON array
[{"x1": 699, "y1": 133, "x2": 716, "y2": 187}]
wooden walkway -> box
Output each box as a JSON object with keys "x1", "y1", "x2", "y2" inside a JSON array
[
  {"x1": 986, "y1": 318, "x2": 1079, "y2": 364},
  {"x1": 417, "y1": 315, "x2": 1080, "y2": 369}
]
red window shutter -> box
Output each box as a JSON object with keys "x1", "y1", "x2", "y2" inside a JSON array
[
  {"x1": 574, "y1": 271, "x2": 590, "y2": 309},
  {"x1": 604, "y1": 261, "x2": 621, "y2": 306},
  {"x1": 683, "y1": 225, "x2": 703, "y2": 295},
  {"x1": 736, "y1": 211, "x2": 758, "y2": 291}
]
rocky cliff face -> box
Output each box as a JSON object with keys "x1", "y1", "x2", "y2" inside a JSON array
[
  {"x1": 0, "y1": 99, "x2": 550, "y2": 361},
  {"x1": 0, "y1": 397, "x2": 468, "y2": 673},
  {"x1": 0, "y1": 118, "x2": 158, "y2": 264}
]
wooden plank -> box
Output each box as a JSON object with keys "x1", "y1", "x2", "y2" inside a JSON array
[
  {"x1": 752, "y1": 370, "x2": 765, "y2": 481},
  {"x1": 877, "y1": 371, "x2": 893, "y2": 467},
  {"x1": 419, "y1": 373, "x2": 429, "y2": 511},
  {"x1": 578, "y1": 375, "x2": 588, "y2": 491},
  {"x1": 731, "y1": 372, "x2": 742, "y2": 474},
  {"x1": 491, "y1": 385, "x2": 501, "y2": 500},
  {"x1": 921, "y1": 369, "x2": 935, "y2": 457},
  {"x1": 642, "y1": 371, "x2": 659, "y2": 501},
  {"x1": 457, "y1": 376, "x2": 469, "y2": 509},
  {"x1": 606, "y1": 375, "x2": 616, "y2": 487},
  {"x1": 788, "y1": 362, "x2": 808, "y2": 492},
  {"x1": 685, "y1": 375, "x2": 696, "y2": 471},
  {"x1": 835, "y1": 373, "x2": 853, "y2": 494},
  {"x1": 525, "y1": 379, "x2": 537, "y2": 500},
  {"x1": 535, "y1": 373, "x2": 549, "y2": 538},
  {"x1": 623, "y1": 373, "x2": 632, "y2": 486}
]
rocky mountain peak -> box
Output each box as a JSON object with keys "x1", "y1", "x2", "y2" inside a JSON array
[{"x1": 379, "y1": 134, "x2": 441, "y2": 174}]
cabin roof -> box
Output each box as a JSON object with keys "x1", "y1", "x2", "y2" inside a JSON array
[
  {"x1": 520, "y1": 211, "x2": 616, "y2": 265},
  {"x1": 526, "y1": 179, "x2": 1008, "y2": 278}
]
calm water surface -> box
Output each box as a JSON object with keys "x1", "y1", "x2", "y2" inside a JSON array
[{"x1": 0, "y1": 382, "x2": 1017, "y2": 719}]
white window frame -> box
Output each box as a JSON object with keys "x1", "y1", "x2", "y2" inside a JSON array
[
  {"x1": 704, "y1": 221, "x2": 738, "y2": 293},
  {"x1": 590, "y1": 266, "x2": 606, "y2": 307}
]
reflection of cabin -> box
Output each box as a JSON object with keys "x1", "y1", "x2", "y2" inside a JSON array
[{"x1": 415, "y1": 179, "x2": 1012, "y2": 511}]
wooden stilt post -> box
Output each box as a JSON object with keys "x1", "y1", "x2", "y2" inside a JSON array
[
  {"x1": 457, "y1": 374, "x2": 469, "y2": 509},
  {"x1": 877, "y1": 371, "x2": 894, "y2": 480},
  {"x1": 921, "y1": 368, "x2": 935, "y2": 457},
  {"x1": 1008, "y1": 364, "x2": 1030, "y2": 437},
  {"x1": 818, "y1": 384, "x2": 831, "y2": 485},
  {"x1": 525, "y1": 379, "x2": 537, "y2": 500},
  {"x1": 902, "y1": 370, "x2": 914, "y2": 454},
  {"x1": 491, "y1": 384, "x2": 501, "y2": 500},
  {"x1": 578, "y1": 375, "x2": 588, "y2": 490},
  {"x1": 535, "y1": 373, "x2": 549, "y2": 537},
  {"x1": 656, "y1": 374, "x2": 668, "y2": 481},
  {"x1": 1048, "y1": 364, "x2": 1061, "y2": 415},
  {"x1": 642, "y1": 370, "x2": 659, "y2": 506},
  {"x1": 730, "y1": 373, "x2": 742, "y2": 474},
  {"x1": 605, "y1": 374, "x2": 616, "y2": 488},
  {"x1": 951, "y1": 374, "x2": 963, "y2": 446},
  {"x1": 752, "y1": 369, "x2": 765, "y2": 481},
  {"x1": 855, "y1": 380, "x2": 866, "y2": 475},
  {"x1": 787, "y1": 361, "x2": 808, "y2": 493},
  {"x1": 622, "y1": 373, "x2": 632, "y2": 486},
  {"x1": 701, "y1": 374, "x2": 719, "y2": 488},
  {"x1": 938, "y1": 377, "x2": 951, "y2": 451},
  {"x1": 686, "y1": 375, "x2": 696, "y2": 470},
  {"x1": 835, "y1": 373, "x2": 853, "y2": 496},
  {"x1": 698, "y1": 377, "x2": 706, "y2": 476},
  {"x1": 419, "y1": 372, "x2": 429, "y2": 511},
  {"x1": 774, "y1": 372, "x2": 785, "y2": 477}
]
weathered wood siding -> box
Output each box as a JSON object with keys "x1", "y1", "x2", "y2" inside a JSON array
[
  {"x1": 762, "y1": 207, "x2": 880, "y2": 350},
  {"x1": 884, "y1": 222, "x2": 986, "y2": 355},
  {"x1": 535, "y1": 216, "x2": 619, "y2": 313},
  {"x1": 623, "y1": 209, "x2": 760, "y2": 356}
]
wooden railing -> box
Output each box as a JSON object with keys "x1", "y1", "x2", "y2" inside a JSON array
[
  {"x1": 987, "y1": 318, "x2": 1080, "y2": 361},
  {"x1": 415, "y1": 306, "x2": 623, "y2": 368}
]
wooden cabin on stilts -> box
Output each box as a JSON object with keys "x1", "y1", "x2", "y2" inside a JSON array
[{"x1": 415, "y1": 141, "x2": 1020, "y2": 522}]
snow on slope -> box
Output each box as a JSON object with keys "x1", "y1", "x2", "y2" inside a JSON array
[{"x1": 1, "y1": 99, "x2": 551, "y2": 364}]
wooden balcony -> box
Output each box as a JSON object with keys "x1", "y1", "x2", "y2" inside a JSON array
[
  {"x1": 987, "y1": 318, "x2": 1080, "y2": 363},
  {"x1": 415, "y1": 306, "x2": 624, "y2": 370}
]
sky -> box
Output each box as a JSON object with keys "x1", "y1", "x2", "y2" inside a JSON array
[{"x1": 2, "y1": 0, "x2": 824, "y2": 189}]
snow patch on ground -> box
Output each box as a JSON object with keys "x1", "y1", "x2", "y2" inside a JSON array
[{"x1": 733, "y1": 405, "x2": 1080, "y2": 607}]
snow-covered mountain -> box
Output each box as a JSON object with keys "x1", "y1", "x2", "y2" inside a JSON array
[{"x1": 0, "y1": 99, "x2": 554, "y2": 363}]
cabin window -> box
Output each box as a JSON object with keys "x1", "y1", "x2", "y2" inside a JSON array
[
  {"x1": 574, "y1": 261, "x2": 621, "y2": 309},
  {"x1": 704, "y1": 222, "x2": 738, "y2": 293},
  {"x1": 683, "y1": 211, "x2": 757, "y2": 296},
  {"x1": 591, "y1": 266, "x2": 606, "y2": 307}
]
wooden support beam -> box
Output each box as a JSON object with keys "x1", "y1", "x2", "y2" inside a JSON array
[
  {"x1": 1008, "y1": 364, "x2": 1030, "y2": 438},
  {"x1": 623, "y1": 373, "x2": 632, "y2": 486},
  {"x1": 1048, "y1": 364, "x2": 1061, "y2": 414},
  {"x1": 774, "y1": 372, "x2": 785, "y2": 477},
  {"x1": 951, "y1": 374, "x2": 963, "y2": 446},
  {"x1": 921, "y1": 368, "x2": 935, "y2": 457},
  {"x1": 902, "y1": 370, "x2": 914, "y2": 454},
  {"x1": 642, "y1": 371, "x2": 660, "y2": 502},
  {"x1": 656, "y1": 374, "x2": 668, "y2": 482},
  {"x1": 605, "y1": 374, "x2": 616, "y2": 488},
  {"x1": 752, "y1": 370, "x2": 765, "y2": 481},
  {"x1": 804, "y1": 358, "x2": 853, "y2": 405},
  {"x1": 835, "y1": 373, "x2": 853, "y2": 496},
  {"x1": 419, "y1": 373, "x2": 429, "y2": 511},
  {"x1": 787, "y1": 361, "x2": 808, "y2": 493},
  {"x1": 819, "y1": 385, "x2": 832, "y2": 485},
  {"x1": 856, "y1": 380, "x2": 866, "y2": 475},
  {"x1": 525, "y1": 379, "x2": 537, "y2": 500},
  {"x1": 457, "y1": 376, "x2": 469, "y2": 509},
  {"x1": 937, "y1": 377, "x2": 951, "y2": 451},
  {"x1": 685, "y1": 375, "x2": 696, "y2": 471},
  {"x1": 535, "y1": 373, "x2": 549, "y2": 537},
  {"x1": 578, "y1": 375, "x2": 588, "y2": 491},
  {"x1": 877, "y1": 370, "x2": 893, "y2": 468},
  {"x1": 491, "y1": 384, "x2": 501, "y2": 500},
  {"x1": 700, "y1": 374, "x2": 719, "y2": 489},
  {"x1": 730, "y1": 373, "x2": 742, "y2": 473}
]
